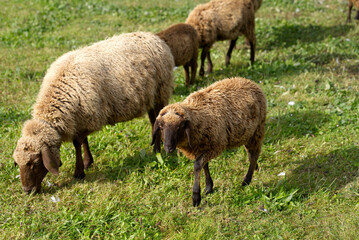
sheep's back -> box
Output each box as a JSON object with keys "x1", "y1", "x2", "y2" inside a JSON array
[
  {"x1": 182, "y1": 77, "x2": 266, "y2": 155},
  {"x1": 350, "y1": 0, "x2": 359, "y2": 8},
  {"x1": 186, "y1": 0, "x2": 255, "y2": 45},
  {"x1": 157, "y1": 23, "x2": 198, "y2": 66},
  {"x1": 34, "y1": 32, "x2": 174, "y2": 139}
]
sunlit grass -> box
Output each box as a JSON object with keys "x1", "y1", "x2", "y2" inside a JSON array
[{"x1": 0, "y1": 0, "x2": 358, "y2": 239}]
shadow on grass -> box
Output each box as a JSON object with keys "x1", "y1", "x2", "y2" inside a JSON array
[
  {"x1": 298, "y1": 52, "x2": 359, "y2": 66},
  {"x1": 262, "y1": 23, "x2": 354, "y2": 50},
  {"x1": 265, "y1": 110, "x2": 331, "y2": 144},
  {"x1": 274, "y1": 146, "x2": 359, "y2": 196}
]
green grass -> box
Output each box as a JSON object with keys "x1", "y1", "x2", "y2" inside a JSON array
[{"x1": 1, "y1": 0, "x2": 359, "y2": 239}]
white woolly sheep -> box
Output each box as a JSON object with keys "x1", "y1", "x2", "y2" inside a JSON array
[
  {"x1": 347, "y1": 0, "x2": 359, "y2": 22},
  {"x1": 151, "y1": 77, "x2": 266, "y2": 206},
  {"x1": 157, "y1": 23, "x2": 199, "y2": 86},
  {"x1": 186, "y1": 0, "x2": 262, "y2": 76},
  {"x1": 13, "y1": 32, "x2": 175, "y2": 194}
]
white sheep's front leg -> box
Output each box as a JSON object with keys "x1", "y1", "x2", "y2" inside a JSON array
[
  {"x1": 73, "y1": 139, "x2": 85, "y2": 179},
  {"x1": 192, "y1": 154, "x2": 206, "y2": 207},
  {"x1": 82, "y1": 137, "x2": 93, "y2": 169}
]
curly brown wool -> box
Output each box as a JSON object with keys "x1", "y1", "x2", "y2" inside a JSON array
[
  {"x1": 152, "y1": 77, "x2": 266, "y2": 206},
  {"x1": 186, "y1": 0, "x2": 262, "y2": 76},
  {"x1": 157, "y1": 23, "x2": 199, "y2": 86}
]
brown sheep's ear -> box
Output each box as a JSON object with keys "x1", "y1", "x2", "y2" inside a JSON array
[
  {"x1": 184, "y1": 120, "x2": 192, "y2": 149},
  {"x1": 41, "y1": 145, "x2": 60, "y2": 176},
  {"x1": 151, "y1": 119, "x2": 160, "y2": 146}
]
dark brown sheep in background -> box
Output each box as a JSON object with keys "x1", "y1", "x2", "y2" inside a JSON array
[
  {"x1": 347, "y1": 0, "x2": 359, "y2": 22},
  {"x1": 13, "y1": 32, "x2": 175, "y2": 194},
  {"x1": 157, "y1": 23, "x2": 199, "y2": 86},
  {"x1": 186, "y1": 0, "x2": 263, "y2": 76},
  {"x1": 151, "y1": 77, "x2": 267, "y2": 206}
]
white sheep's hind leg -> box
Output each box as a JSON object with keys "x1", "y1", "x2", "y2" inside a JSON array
[
  {"x1": 203, "y1": 162, "x2": 213, "y2": 194},
  {"x1": 192, "y1": 154, "x2": 206, "y2": 207},
  {"x1": 83, "y1": 137, "x2": 93, "y2": 169},
  {"x1": 73, "y1": 139, "x2": 85, "y2": 179},
  {"x1": 242, "y1": 147, "x2": 260, "y2": 186}
]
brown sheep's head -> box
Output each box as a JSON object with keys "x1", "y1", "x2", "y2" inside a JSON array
[
  {"x1": 151, "y1": 104, "x2": 191, "y2": 153},
  {"x1": 13, "y1": 120, "x2": 62, "y2": 194}
]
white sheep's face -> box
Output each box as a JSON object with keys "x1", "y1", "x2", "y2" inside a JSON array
[{"x1": 13, "y1": 137, "x2": 49, "y2": 194}]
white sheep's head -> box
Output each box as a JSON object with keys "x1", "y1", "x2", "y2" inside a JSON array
[
  {"x1": 151, "y1": 104, "x2": 191, "y2": 153},
  {"x1": 13, "y1": 119, "x2": 61, "y2": 194}
]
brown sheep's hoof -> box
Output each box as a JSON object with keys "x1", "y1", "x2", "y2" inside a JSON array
[
  {"x1": 84, "y1": 159, "x2": 93, "y2": 170},
  {"x1": 241, "y1": 180, "x2": 250, "y2": 186},
  {"x1": 205, "y1": 187, "x2": 213, "y2": 195},
  {"x1": 74, "y1": 172, "x2": 85, "y2": 179},
  {"x1": 192, "y1": 192, "x2": 201, "y2": 207}
]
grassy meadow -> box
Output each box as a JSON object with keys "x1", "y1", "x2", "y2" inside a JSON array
[{"x1": 1, "y1": 0, "x2": 358, "y2": 239}]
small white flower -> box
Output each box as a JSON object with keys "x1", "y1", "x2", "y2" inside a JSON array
[
  {"x1": 295, "y1": 8, "x2": 300, "y2": 13},
  {"x1": 15, "y1": 175, "x2": 20, "y2": 179},
  {"x1": 277, "y1": 172, "x2": 286, "y2": 176},
  {"x1": 346, "y1": 38, "x2": 350, "y2": 42},
  {"x1": 46, "y1": 180, "x2": 52, "y2": 187},
  {"x1": 288, "y1": 101, "x2": 295, "y2": 106},
  {"x1": 50, "y1": 196, "x2": 60, "y2": 203}
]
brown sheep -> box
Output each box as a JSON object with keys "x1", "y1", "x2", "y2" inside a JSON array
[
  {"x1": 157, "y1": 23, "x2": 199, "y2": 86},
  {"x1": 186, "y1": 0, "x2": 262, "y2": 76},
  {"x1": 151, "y1": 77, "x2": 267, "y2": 206},
  {"x1": 13, "y1": 32, "x2": 175, "y2": 194},
  {"x1": 347, "y1": 0, "x2": 359, "y2": 22}
]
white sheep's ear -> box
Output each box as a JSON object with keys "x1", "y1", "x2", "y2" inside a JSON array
[
  {"x1": 41, "y1": 145, "x2": 60, "y2": 176},
  {"x1": 184, "y1": 120, "x2": 192, "y2": 149},
  {"x1": 151, "y1": 119, "x2": 160, "y2": 146}
]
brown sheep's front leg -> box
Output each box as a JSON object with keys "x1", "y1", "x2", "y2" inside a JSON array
[
  {"x1": 199, "y1": 46, "x2": 210, "y2": 76},
  {"x1": 82, "y1": 137, "x2": 93, "y2": 169},
  {"x1": 242, "y1": 147, "x2": 260, "y2": 186},
  {"x1": 73, "y1": 139, "x2": 85, "y2": 179},
  {"x1": 225, "y1": 38, "x2": 238, "y2": 67},
  {"x1": 203, "y1": 162, "x2": 213, "y2": 194},
  {"x1": 347, "y1": 2, "x2": 353, "y2": 22},
  {"x1": 206, "y1": 51, "x2": 213, "y2": 74},
  {"x1": 193, "y1": 154, "x2": 205, "y2": 207}
]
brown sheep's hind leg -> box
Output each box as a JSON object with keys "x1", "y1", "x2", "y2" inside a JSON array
[
  {"x1": 190, "y1": 57, "x2": 197, "y2": 85},
  {"x1": 83, "y1": 137, "x2": 93, "y2": 169},
  {"x1": 242, "y1": 147, "x2": 260, "y2": 186},
  {"x1": 73, "y1": 139, "x2": 85, "y2": 179},
  {"x1": 203, "y1": 162, "x2": 213, "y2": 194},
  {"x1": 184, "y1": 64, "x2": 190, "y2": 86}
]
